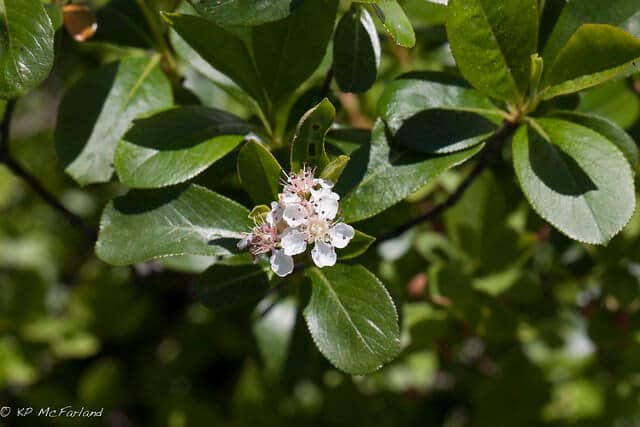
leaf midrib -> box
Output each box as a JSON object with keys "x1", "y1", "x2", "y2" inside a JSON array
[
  {"x1": 533, "y1": 126, "x2": 605, "y2": 240},
  {"x1": 311, "y1": 268, "x2": 377, "y2": 356},
  {"x1": 474, "y1": 1, "x2": 520, "y2": 97}
]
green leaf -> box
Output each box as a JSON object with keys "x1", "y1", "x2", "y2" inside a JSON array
[
  {"x1": 249, "y1": 205, "x2": 271, "y2": 220},
  {"x1": 378, "y1": 73, "x2": 501, "y2": 153},
  {"x1": 0, "y1": 0, "x2": 55, "y2": 98},
  {"x1": 550, "y1": 111, "x2": 639, "y2": 167},
  {"x1": 542, "y1": 0, "x2": 640, "y2": 64},
  {"x1": 169, "y1": 2, "x2": 255, "y2": 111},
  {"x1": 390, "y1": 110, "x2": 495, "y2": 155},
  {"x1": 370, "y1": 1, "x2": 416, "y2": 48},
  {"x1": 290, "y1": 99, "x2": 335, "y2": 172},
  {"x1": 512, "y1": 118, "x2": 635, "y2": 244},
  {"x1": 320, "y1": 155, "x2": 350, "y2": 183},
  {"x1": 337, "y1": 120, "x2": 484, "y2": 223},
  {"x1": 196, "y1": 264, "x2": 269, "y2": 311},
  {"x1": 333, "y1": 5, "x2": 380, "y2": 93},
  {"x1": 446, "y1": 0, "x2": 539, "y2": 102},
  {"x1": 252, "y1": 0, "x2": 337, "y2": 105},
  {"x1": 164, "y1": 13, "x2": 266, "y2": 106},
  {"x1": 96, "y1": 185, "x2": 252, "y2": 265},
  {"x1": 237, "y1": 140, "x2": 283, "y2": 205},
  {"x1": 338, "y1": 230, "x2": 375, "y2": 260},
  {"x1": 92, "y1": 0, "x2": 154, "y2": 48},
  {"x1": 576, "y1": 80, "x2": 640, "y2": 129},
  {"x1": 55, "y1": 56, "x2": 173, "y2": 186},
  {"x1": 45, "y1": 4, "x2": 63, "y2": 32},
  {"x1": 540, "y1": 24, "x2": 640, "y2": 100},
  {"x1": 379, "y1": 72, "x2": 502, "y2": 119},
  {"x1": 115, "y1": 106, "x2": 249, "y2": 189},
  {"x1": 304, "y1": 264, "x2": 400, "y2": 375},
  {"x1": 187, "y1": 0, "x2": 297, "y2": 26}
]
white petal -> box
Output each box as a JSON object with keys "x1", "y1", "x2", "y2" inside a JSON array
[
  {"x1": 311, "y1": 187, "x2": 340, "y2": 201},
  {"x1": 329, "y1": 223, "x2": 355, "y2": 249},
  {"x1": 313, "y1": 178, "x2": 334, "y2": 189},
  {"x1": 267, "y1": 202, "x2": 283, "y2": 226},
  {"x1": 311, "y1": 240, "x2": 337, "y2": 268},
  {"x1": 283, "y1": 203, "x2": 309, "y2": 227},
  {"x1": 237, "y1": 233, "x2": 253, "y2": 250},
  {"x1": 281, "y1": 228, "x2": 307, "y2": 256},
  {"x1": 270, "y1": 249, "x2": 294, "y2": 277},
  {"x1": 280, "y1": 192, "x2": 300, "y2": 204},
  {"x1": 315, "y1": 197, "x2": 339, "y2": 220}
]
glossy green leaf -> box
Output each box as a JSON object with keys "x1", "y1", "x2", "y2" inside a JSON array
[
  {"x1": 551, "y1": 111, "x2": 639, "y2": 167},
  {"x1": 196, "y1": 264, "x2": 269, "y2": 311},
  {"x1": 390, "y1": 110, "x2": 495, "y2": 154},
  {"x1": 165, "y1": 13, "x2": 266, "y2": 106},
  {"x1": 55, "y1": 56, "x2": 173, "y2": 186},
  {"x1": 96, "y1": 185, "x2": 252, "y2": 265},
  {"x1": 333, "y1": 6, "x2": 380, "y2": 93},
  {"x1": 370, "y1": 1, "x2": 416, "y2": 48},
  {"x1": 326, "y1": 128, "x2": 370, "y2": 155},
  {"x1": 379, "y1": 73, "x2": 501, "y2": 120},
  {"x1": 304, "y1": 264, "x2": 400, "y2": 375},
  {"x1": 446, "y1": 0, "x2": 538, "y2": 102},
  {"x1": 320, "y1": 155, "x2": 350, "y2": 183},
  {"x1": 45, "y1": 4, "x2": 63, "y2": 32},
  {"x1": 512, "y1": 119, "x2": 635, "y2": 244},
  {"x1": 187, "y1": 0, "x2": 296, "y2": 26},
  {"x1": 169, "y1": 2, "x2": 255, "y2": 111},
  {"x1": 115, "y1": 107, "x2": 249, "y2": 189},
  {"x1": 540, "y1": 24, "x2": 640, "y2": 100},
  {"x1": 576, "y1": 80, "x2": 640, "y2": 129},
  {"x1": 337, "y1": 120, "x2": 484, "y2": 223},
  {"x1": 252, "y1": 0, "x2": 337, "y2": 105},
  {"x1": 0, "y1": 0, "x2": 55, "y2": 98},
  {"x1": 379, "y1": 73, "x2": 501, "y2": 153},
  {"x1": 237, "y1": 140, "x2": 283, "y2": 205},
  {"x1": 290, "y1": 99, "x2": 335, "y2": 172},
  {"x1": 338, "y1": 230, "x2": 375, "y2": 260},
  {"x1": 542, "y1": 0, "x2": 640, "y2": 64}
]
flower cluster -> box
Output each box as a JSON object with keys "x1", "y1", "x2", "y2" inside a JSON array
[{"x1": 238, "y1": 167, "x2": 355, "y2": 277}]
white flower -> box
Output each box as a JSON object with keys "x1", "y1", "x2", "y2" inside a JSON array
[
  {"x1": 270, "y1": 249, "x2": 294, "y2": 277},
  {"x1": 238, "y1": 167, "x2": 355, "y2": 277},
  {"x1": 306, "y1": 217, "x2": 355, "y2": 268}
]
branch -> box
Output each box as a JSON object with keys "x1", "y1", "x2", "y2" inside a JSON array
[
  {"x1": 375, "y1": 121, "x2": 517, "y2": 244},
  {"x1": 0, "y1": 100, "x2": 96, "y2": 241}
]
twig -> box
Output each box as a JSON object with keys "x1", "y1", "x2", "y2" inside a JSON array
[
  {"x1": 375, "y1": 121, "x2": 517, "y2": 244},
  {"x1": 135, "y1": 0, "x2": 178, "y2": 74},
  {"x1": 0, "y1": 100, "x2": 96, "y2": 241}
]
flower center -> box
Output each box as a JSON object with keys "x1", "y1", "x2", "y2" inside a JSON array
[{"x1": 307, "y1": 217, "x2": 329, "y2": 241}]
